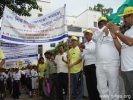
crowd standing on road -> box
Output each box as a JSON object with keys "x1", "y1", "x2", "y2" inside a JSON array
[{"x1": 0, "y1": 6, "x2": 133, "y2": 100}]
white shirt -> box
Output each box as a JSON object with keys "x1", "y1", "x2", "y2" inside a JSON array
[
  {"x1": 20, "y1": 70, "x2": 25, "y2": 75},
  {"x1": 8, "y1": 71, "x2": 13, "y2": 78},
  {"x1": 24, "y1": 69, "x2": 28, "y2": 78},
  {"x1": 0, "y1": 72, "x2": 7, "y2": 79},
  {"x1": 92, "y1": 26, "x2": 120, "y2": 65},
  {"x1": 55, "y1": 52, "x2": 68, "y2": 73},
  {"x1": 121, "y1": 25, "x2": 133, "y2": 71},
  {"x1": 80, "y1": 40, "x2": 96, "y2": 66},
  {"x1": 31, "y1": 69, "x2": 38, "y2": 77},
  {"x1": 25, "y1": 69, "x2": 30, "y2": 78},
  {"x1": 13, "y1": 72, "x2": 21, "y2": 80}
]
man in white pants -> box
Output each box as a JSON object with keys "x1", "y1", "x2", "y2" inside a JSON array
[
  {"x1": 92, "y1": 16, "x2": 120, "y2": 100},
  {"x1": 107, "y1": 7, "x2": 133, "y2": 100}
]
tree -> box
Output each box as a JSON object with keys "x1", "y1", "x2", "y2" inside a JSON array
[
  {"x1": 89, "y1": 3, "x2": 113, "y2": 19},
  {"x1": 0, "y1": 0, "x2": 42, "y2": 19},
  {"x1": 47, "y1": 42, "x2": 67, "y2": 55}
]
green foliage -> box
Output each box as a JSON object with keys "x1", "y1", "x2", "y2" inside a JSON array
[
  {"x1": 89, "y1": 3, "x2": 113, "y2": 20},
  {"x1": 0, "y1": 0, "x2": 41, "y2": 19},
  {"x1": 47, "y1": 42, "x2": 67, "y2": 55}
]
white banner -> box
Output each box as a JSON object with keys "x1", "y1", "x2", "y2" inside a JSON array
[
  {"x1": 0, "y1": 42, "x2": 38, "y2": 62},
  {"x1": 1, "y1": 6, "x2": 68, "y2": 45}
]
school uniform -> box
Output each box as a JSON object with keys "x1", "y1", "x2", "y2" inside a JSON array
[
  {"x1": 24, "y1": 69, "x2": 29, "y2": 89},
  {"x1": 7, "y1": 71, "x2": 13, "y2": 94},
  {"x1": 20, "y1": 70, "x2": 25, "y2": 88},
  {"x1": 27, "y1": 69, "x2": 32, "y2": 97},
  {"x1": 13, "y1": 71, "x2": 21, "y2": 99},
  {"x1": 0, "y1": 72, "x2": 7, "y2": 99},
  {"x1": 31, "y1": 69, "x2": 38, "y2": 90}
]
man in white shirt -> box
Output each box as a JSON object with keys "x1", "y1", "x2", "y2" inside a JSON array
[
  {"x1": 79, "y1": 30, "x2": 100, "y2": 100},
  {"x1": 53, "y1": 45, "x2": 68, "y2": 100},
  {"x1": 107, "y1": 7, "x2": 133, "y2": 100},
  {"x1": 92, "y1": 16, "x2": 120, "y2": 100}
]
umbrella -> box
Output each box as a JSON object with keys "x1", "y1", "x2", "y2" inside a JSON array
[{"x1": 108, "y1": 0, "x2": 133, "y2": 23}]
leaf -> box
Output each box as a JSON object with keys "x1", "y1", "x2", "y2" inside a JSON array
[{"x1": 0, "y1": 0, "x2": 41, "y2": 19}]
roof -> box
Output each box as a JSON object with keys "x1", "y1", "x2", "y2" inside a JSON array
[
  {"x1": 37, "y1": 0, "x2": 50, "y2": 3},
  {"x1": 67, "y1": 9, "x2": 101, "y2": 18}
]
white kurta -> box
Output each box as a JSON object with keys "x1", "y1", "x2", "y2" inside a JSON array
[{"x1": 92, "y1": 26, "x2": 120, "y2": 100}]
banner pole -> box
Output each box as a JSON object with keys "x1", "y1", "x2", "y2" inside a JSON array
[
  {"x1": 67, "y1": 40, "x2": 70, "y2": 100},
  {"x1": 112, "y1": 6, "x2": 124, "y2": 22},
  {"x1": 36, "y1": 45, "x2": 40, "y2": 99}
]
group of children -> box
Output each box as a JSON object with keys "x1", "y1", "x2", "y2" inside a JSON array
[{"x1": 0, "y1": 65, "x2": 39, "y2": 100}]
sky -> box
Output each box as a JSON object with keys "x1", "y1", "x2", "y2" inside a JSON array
[{"x1": 50, "y1": 0, "x2": 125, "y2": 16}]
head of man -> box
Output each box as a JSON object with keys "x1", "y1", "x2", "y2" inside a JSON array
[
  {"x1": 58, "y1": 45, "x2": 64, "y2": 54},
  {"x1": 51, "y1": 52, "x2": 55, "y2": 56},
  {"x1": 44, "y1": 52, "x2": 49, "y2": 59},
  {"x1": 68, "y1": 42, "x2": 72, "y2": 49},
  {"x1": 46, "y1": 52, "x2": 51, "y2": 60},
  {"x1": 15, "y1": 68, "x2": 19, "y2": 73},
  {"x1": 98, "y1": 16, "x2": 108, "y2": 29},
  {"x1": 71, "y1": 36, "x2": 78, "y2": 48},
  {"x1": 39, "y1": 57, "x2": 44, "y2": 64},
  {"x1": 34, "y1": 66, "x2": 37, "y2": 70},
  {"x1": 84, "y1": 30, "x2": 93, "y2": 42},
  {"x1": 118, "y1": 7, "x2": 133, "y2": 27}
]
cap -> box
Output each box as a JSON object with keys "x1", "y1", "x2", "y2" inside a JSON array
[
  {"x1": 118, "y1": 7, "x2": 133, "y2": 16},
  {"x1": 71, "y1": 36, "x2": 78, "y2": 41},
  {"x1": 98, "y1": 16, "x2": 107, "y2": 23},
  {"x1": 84, "y1": 30, "x2": 93, "y2": 34}
]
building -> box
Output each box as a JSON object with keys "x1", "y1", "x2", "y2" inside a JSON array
[
  {"x1": 43, "y1": 9, "x2": 101, "y2": 57},
  {"x1": 0, "y1": 0, "x2": 102, "y2": 57}
]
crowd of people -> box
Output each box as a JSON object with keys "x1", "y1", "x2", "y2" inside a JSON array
[{"x1": 0, "y1": 6, "x2": 133, "y2": 100}]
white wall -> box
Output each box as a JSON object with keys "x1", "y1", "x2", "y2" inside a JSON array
[
  {"x1": 25, "y1": 0, "x2": 51, "y2": 20},
  {"x1": 87, "y1": 10, "x2": 102, "y2": 28},
  {"x1": 67, "y1": 16, "x2": 77, "y2": 26},
  {"x1": 77, "y1": 10, "x2": 88, "y2": 28}
]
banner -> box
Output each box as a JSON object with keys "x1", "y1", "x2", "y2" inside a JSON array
[
  {"x1": 1, "y1": 6, "x2": 68, "y2": 45},
  {"x1": 0, "y1": 42, "x2": 38, "y2": 68}
]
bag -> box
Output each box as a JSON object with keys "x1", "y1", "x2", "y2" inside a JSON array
[{"x1": 46, "y1": 82, "x2": 50, "y2": 94}]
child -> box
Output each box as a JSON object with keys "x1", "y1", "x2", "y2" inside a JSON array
[
  {"x1": 31, "y1": 66, "x2": 38, "y2": 98},
  {"x1": 0, "y1": 68, "x2": 7, "y2": 100},
  {"x1": 13, "y1": 68, "x2": 21, "y2": 99},
  {"x1": 28, "y1": 65, "x2": 32, "y2": 98}
]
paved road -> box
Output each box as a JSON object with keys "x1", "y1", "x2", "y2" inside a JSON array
[
  {"x1": 5, "y1": 89, "x2": 89, "y2": 100},
  {"x1": 5, "y1": 89, "x2": 38, "y2": 100}
]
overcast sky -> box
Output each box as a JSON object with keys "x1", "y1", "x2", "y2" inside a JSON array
[{"x1": 50, "y1": 0, "x2": 125, "y2": 16}]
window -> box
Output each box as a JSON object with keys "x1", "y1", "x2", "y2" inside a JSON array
[
  {"x1": 68, "y1": 36, "x2": 72, "y2": 42},
  {"x1": 94, "y1": 22, "x2": 97, "y2": 27},
  {"x1": 50, "y1": 43, "x2": 56, "y2": 47},
  {"x1": 67, "y1": 26, "x2": 82, "y2": 32},
  {"x1": 38, "y1": 45, "x2": 42, "y2": 57},
  {"x1": 38, "y1": 14, "x2": 43, "y2": 17}
]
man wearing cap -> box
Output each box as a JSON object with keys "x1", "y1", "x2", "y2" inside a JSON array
[
  {"x1": 66, "y1": 36, "x2": 83, "y2": 100},
  {"x1": 92, "y1": 16, "x2": 120, "y2": 100},
  {"x1": 0, "y1": 48, "x2": 5, "y2": 68},
  {"x1": 79, "y1": 30, "x2": 101, "y2": 100},
  {"x1": 107, "y1": 6, "x2": 133, "y2": 100}
]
